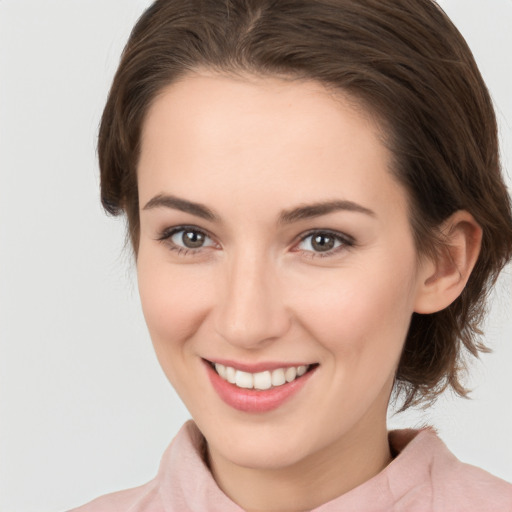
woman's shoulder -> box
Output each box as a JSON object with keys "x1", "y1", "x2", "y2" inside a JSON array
[
  {"x1": 68, "y1": 480, "x2": 161, "y2": 512},
  {"x1": 66, "y1": 426, "x2": 186, "y2": 512},
  {"x1": 387, "y1": 427, "x2": 512, "y2": 510},
  {"x1": 66, "y1": 425, "x2": 182, "y2": 512},
  {"x1": 67, "y1": 421, "x2": 243, "y2": 512}
]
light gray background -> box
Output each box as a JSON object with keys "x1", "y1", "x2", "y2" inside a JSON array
[{"x1": 1, "y1": 1, "x2": 511, "y2": 510}]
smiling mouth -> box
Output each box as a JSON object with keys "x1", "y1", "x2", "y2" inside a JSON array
[{"x1": 206, "y1": 361, "x2": 319, "y2": 391}]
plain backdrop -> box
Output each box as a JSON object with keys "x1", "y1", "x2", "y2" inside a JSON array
[{"x1": 0, "y1": 1, "x2": 511, "y2": 510}]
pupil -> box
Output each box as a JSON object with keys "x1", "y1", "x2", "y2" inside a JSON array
[
  {"x1": 312, "y1": 234, "x2": 334, "y2": 252},
  {"x1": 183, "y1": 231, "x2": 205, "y2": 248}
]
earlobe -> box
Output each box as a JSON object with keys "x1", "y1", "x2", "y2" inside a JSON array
[{"x1": 414, "y1": 211, "x2": 482, "y2": 314}]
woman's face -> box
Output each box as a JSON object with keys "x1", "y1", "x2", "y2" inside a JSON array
[{"x1": 136, "y1": 72, "x2": 429, "y2": 470}]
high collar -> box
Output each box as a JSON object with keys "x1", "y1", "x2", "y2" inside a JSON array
[{"x1": 155, "y1": 421, "x2": 441, "y2": 511}]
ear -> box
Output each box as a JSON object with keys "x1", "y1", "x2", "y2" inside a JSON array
[{"x1": 414, "y1": 211, "x2": 482, "y2": 314}]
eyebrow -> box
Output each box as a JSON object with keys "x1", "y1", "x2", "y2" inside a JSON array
[
  {"x1": 142, "y1": 194, "x2": 375, "y2": 224},
  {"x1": 143, "y1": 194, "x2": 219, "y2": 222},
  {"x1": 278, "y1": 200, "x2": 375, "y2": 224}
]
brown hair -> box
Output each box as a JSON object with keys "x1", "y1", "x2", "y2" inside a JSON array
[{"x1": 98, "y1": 0, "x2": 512, "y2": 409}]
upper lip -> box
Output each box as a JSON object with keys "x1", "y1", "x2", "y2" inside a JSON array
[{"x1": 204, "y1": 358, "x2": 316, "y2": 373}]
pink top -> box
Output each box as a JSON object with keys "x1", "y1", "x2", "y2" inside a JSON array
[{"x1": 69, "y1": 421, "x2": 512, "y2": 511}]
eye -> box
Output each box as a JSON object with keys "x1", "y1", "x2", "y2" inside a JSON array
[
  {"x1": 158, "y1": 226, "x2": 216, "y2": 254},
  {"x1": 295, "y1": 230, "x2": 354, "y2": 257}
]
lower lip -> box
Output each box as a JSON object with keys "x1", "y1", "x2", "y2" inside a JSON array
[{"x1": 204, "y1": 361, "x2": 317, "y2": 413}]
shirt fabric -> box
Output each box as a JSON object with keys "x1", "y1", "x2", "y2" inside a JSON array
[{"x1": 69, "y1": 420, "x2": 512, "y2": 511}]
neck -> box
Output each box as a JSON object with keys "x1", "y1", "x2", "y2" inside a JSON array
[{"x1": 207, "y1": 418, "x2": 392, "y2": 512}]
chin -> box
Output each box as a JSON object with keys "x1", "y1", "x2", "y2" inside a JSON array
[{"x1": 210, "y1": 435, "x2": 311, "y2": 471}]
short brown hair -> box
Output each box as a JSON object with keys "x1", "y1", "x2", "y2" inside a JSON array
[{"x1": 98, "y1": 0, "x2": 512, "y2": 409}]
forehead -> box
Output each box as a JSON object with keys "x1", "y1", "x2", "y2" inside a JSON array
[
  {"x1": 137, "y1": 72, "x2": 406, "y2": 221},
  {"x1": 141, "y1": 72, "x2": 377, "y2": 157}
]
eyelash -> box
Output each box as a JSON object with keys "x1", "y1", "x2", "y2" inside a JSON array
[
  {"x1": 295, "y1": 229, "x2": 355, "y2": 259},
  {"x1": 156, "y1": 226, "x2": 355, "y2": 259}
]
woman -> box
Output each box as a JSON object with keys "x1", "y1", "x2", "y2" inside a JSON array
[{"x1": 72, "y1": 0, "x2": 512, "y2": 510}]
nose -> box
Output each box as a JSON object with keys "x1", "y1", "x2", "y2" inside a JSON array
[{"x1": 213, "y1": 250, "x2": 291, "y2": 350}]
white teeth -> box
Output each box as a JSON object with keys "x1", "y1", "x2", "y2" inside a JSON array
[
  {"x1": 213, "y1": 363, "x2": 312, "y2": 390},
  {"x1": 254, "y1": 371, "x2": 272, "y2": 390},
  {"x1": 226, "y1": 366, "x2": 236, "y2": 384},
  {"x1": 271, "y1": 368, "x2": 286, "y2": 387},
  {"x1": 285, "y1": 366, "x2": 297, "y2": 382},
  {"x1": 235, "y1": 370, "x2": 253, "y2": 389},
  {"x1": 215, "y1": 363, "x2": 227, "y2": 379}
]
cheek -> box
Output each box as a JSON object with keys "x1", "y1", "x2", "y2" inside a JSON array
[
  {"x1": 291, "y1": 265, "x2": 417, "y2": 422},
  {"x1": 137, "y1": 255, "x2": 213, "y2": 351},
  {"x1": 291, "y1": 261, "x2": 416, "y2": 363}
]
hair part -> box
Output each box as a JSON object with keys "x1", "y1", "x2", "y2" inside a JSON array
[{"x1": 98, "y1": 0, "x2": 512, "y2": 409}]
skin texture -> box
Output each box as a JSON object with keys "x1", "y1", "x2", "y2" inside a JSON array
[{"x1": 136, "y1": 72, "x2": 482, "y2": 512}]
